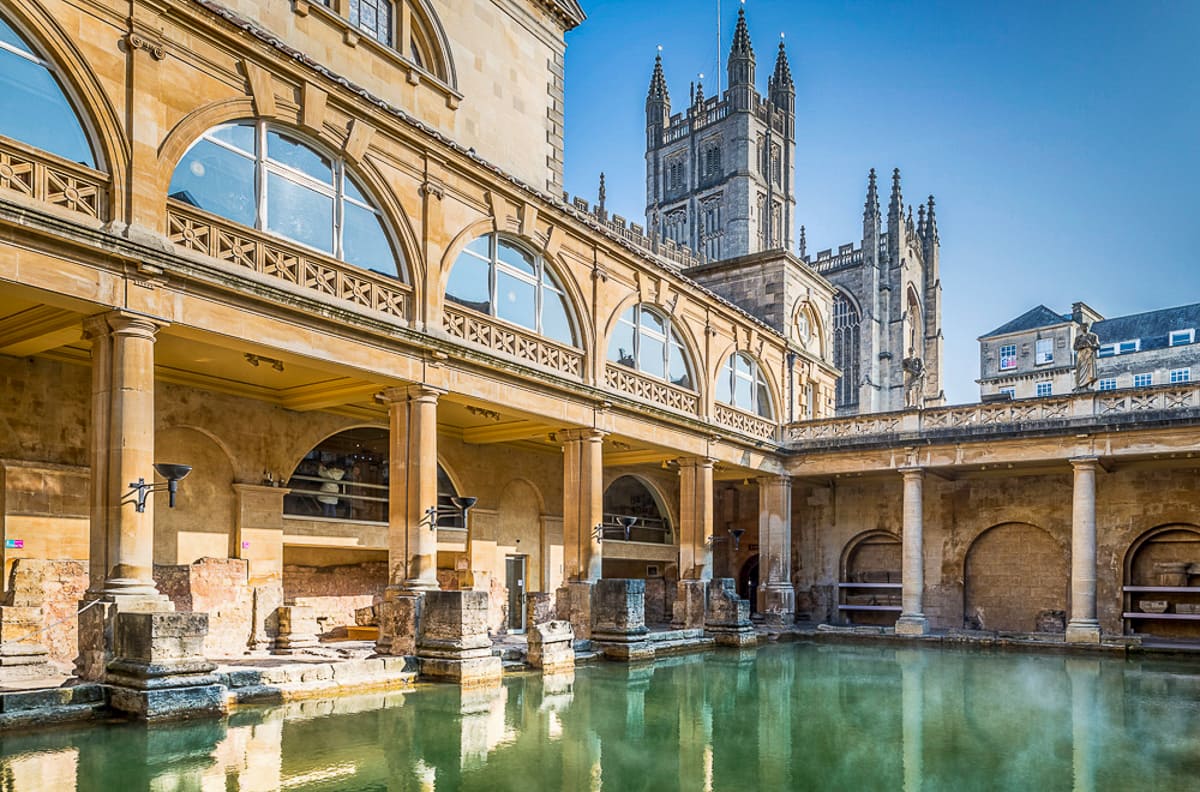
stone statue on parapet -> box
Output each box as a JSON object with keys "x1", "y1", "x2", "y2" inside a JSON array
[
  {"x1": 902, "y1": 349, "x2": 925, "y2": 408},
  {"x1": 1073, "y1": 322, "x2": 1100, "y2": 391}
]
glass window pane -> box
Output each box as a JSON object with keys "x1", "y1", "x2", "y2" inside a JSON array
[
  {"x1": 169, "y1": 138, "x2": 256, "y2": 227},
  {"x1": 266, "y1": 171, "x2": 333, "y2": 253},
  {"x1": 0, "y1": 17, "x2": 34, "y2": 55},
  {"x1": 0, "y1": 48, "x2": 94, "y2": 166},
  {"x1": 496, "y1": 239, "x2": 535, "y2": 276},
  {"x1": 344, "y1": 175, "x2": 368, "y2": 205},
  {"x1": 495, "y1": 270, "x2": 536, "y2": 329},
  {"x1": 734, "y1": 372, "x2": 752, "y2": 410},
  {"x1": 755, "y1": 382, "x2": 773, "y2": 418},
  {"x1": 446, "y1": 252, "x2": 490, "y2": 313},
  {"x1": 669, "y1": 342, "x2": 691, "y2": 389},
  {"x1": 267, "y1": 130, "x2": 332, "y2": 185},
  {"x1": 209, "y1": 123, "x2": 255, "y2": 155},
  {"x1": 342, "y1": 202, "x2": 397, "y2": 278},
  {"x1": 541, "y1": 294, "x2": 574, "y2": 346},
  {"x1": 640, "y1": 309, "x2": 665, "y2": 335},
  {"x1": 465, "y1": 235, "x2": 491, "y2": 258},
  {"x1": 609, "y1": 314, "x2": 636, "y2": 366},
  {"x1": 736, "y1": 354, "x2": 752, "y2": 376},
  {"x1": 716, "y1": 362, "x2": 733, "y2": 404},
  {"x1": 640, "y1": 334, "x2": 665, "y2": 379}
]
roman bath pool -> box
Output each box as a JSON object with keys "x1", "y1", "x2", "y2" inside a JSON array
[{"x1": 1, "y1": 642, "x2": 1197, "y2": 790}]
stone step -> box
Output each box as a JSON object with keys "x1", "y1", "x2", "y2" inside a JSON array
[
  {"x1": 501, "y1": 660, "x2": 527, "y2": 672},
  {"x1": 649, "y1": 637, "x2": 716, "y2": 657},
  {"x1": 574, "y1": 650, "x2": 601, "y2": 664},
  {"x1": 646, "y1": 629, "x2": 705, "y2": 644},
  {"x1": 0, "y1": 683, "x2": 104, "y2": 713}
]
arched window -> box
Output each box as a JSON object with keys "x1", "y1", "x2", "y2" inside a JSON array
[
  {"x1": 602, "y1": 475, "x2": 671, "y2": 544},
  {"x1": 446, "y1": 233, "x2": 576, "y2": 346},
  {"x1": 716, "y1": 352, "x2": 773, "y2": 419},
  {"x1": 283, "y1": 427, "x2": 461, "y2": 527},
  {"x1": 169, "y1": 121, "x2": 400, "y2": 279},
  {"x1": 906, "y1": 289, "x2": 922, "y2": 356},
  {"x1": 833, "y1": 292, "x2": 860, "y2": 409},
  {"x1": 608, "y1": 304, "x2": 693, "y2": 389},
  {"x1": 0, "y1": 15, "x2": 95, "y2": 166}
]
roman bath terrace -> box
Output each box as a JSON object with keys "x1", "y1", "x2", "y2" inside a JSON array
[{"x1": 0, "y1": 0, "x2": 1197, "y2": 788}]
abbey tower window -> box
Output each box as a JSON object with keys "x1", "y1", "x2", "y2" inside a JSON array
[
  {"x1": 666, "y1": 158, "x2": 686, "y2": 194},
  {"x1": 833, "y1": 292, "x2": 861, "y2": 409}
]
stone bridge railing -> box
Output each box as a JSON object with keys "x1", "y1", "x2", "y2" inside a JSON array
[{"x1": 786, "y1": 383, "x2": 1200, "y2": 448}]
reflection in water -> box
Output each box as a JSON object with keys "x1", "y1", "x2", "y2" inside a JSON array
[{"x1": 3, "y1": 644, "x2": 1200, "y2": 791}]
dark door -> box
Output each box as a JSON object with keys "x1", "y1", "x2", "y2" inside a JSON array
[
  {"x1": 739, "y1": 555, "x2": 760, "y2": 614},
  {"x1": 505, "y1": 555, "x2": 527, "y2": 633}
]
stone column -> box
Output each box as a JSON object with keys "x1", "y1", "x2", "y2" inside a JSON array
[
  {"x1": 561, "y1": 428, "x2": 605, "y2": 583},
  {"x1": 895, "y1": 467, "x2": 928, "y2": 636},
  {"x1": 678, "y1": 457, "x2": 714, "y2": 580},
  {"x1": 375, "y1": 385, "x2": 443, "y2": 656},
  {"x1": 557, "y1": 428, "x2": 605, "y2": 639},
  {"x1": 1066, "y1": 457, "x2": 1101, "y2": 643},
  {"x1": 85, "y1": 312, "x2": 168, "y2": 601},
  {"x1": 757, "y1": 474, "x2": 794, "y2": 626}
]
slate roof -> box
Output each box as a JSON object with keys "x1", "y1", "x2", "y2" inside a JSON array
[
  {"x1": 982, "y1": 305, "x2": 1068, "y2": 338},
  {"x1": 1094, "y1": 302, "x2": 1200, "y2": 352}
]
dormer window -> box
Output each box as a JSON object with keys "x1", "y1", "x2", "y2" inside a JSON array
[{"x1": 1169, "y1": 329, "x2": 1195, "y2": 347}]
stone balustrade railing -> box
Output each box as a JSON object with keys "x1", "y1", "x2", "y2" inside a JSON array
[
  {"x1": 604, "y1": 364, "x2": 699, "y2": 415},
  {"x1": 0, "y1": 135, "x2": 108, "y2": 220},
  {"x1": 443, "y1": 304, "x2": 584, "y2": 379},
  {"x1": 786, "y1": 383, "x2": 1200, "y2": 446},
  {"x1": 714, "y1": 403, "x2": 778, "y2": 441},
  {"x1": 167, "y1": 201, "x2": 412, "y2": 322}
]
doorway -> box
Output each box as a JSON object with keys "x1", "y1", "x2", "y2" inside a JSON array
[
  {"x1": 506, "y1": 555, "x2": 527, "y2": 633},
  {"x1": 738, "y1": 555, "x2": 760, "y2": 615}
]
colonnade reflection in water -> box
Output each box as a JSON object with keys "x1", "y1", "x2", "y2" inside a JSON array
[{"x1": 2, "y1": 644, "x2": 1199, "y2": 791}]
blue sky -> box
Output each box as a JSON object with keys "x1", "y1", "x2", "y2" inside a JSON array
[{"x1": 561, "y1": 1, "x2": 1200, "y2": 404}]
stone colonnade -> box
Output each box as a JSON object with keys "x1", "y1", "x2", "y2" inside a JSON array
[{"x1": 887, "y1": 456, "x2": 1104, "y2": 643}]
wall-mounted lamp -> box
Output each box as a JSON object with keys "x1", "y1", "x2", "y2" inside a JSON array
[
  {"x1": 591, "y1": 523, "x2": 605, "y2": 543},
  {"x1": 450, "y1": 496, "x2": 477, "y2": 521},
  {"x1": 129, "y1": 463, "x2": 192, "y2": 513},
  {"x1": 729, "y1": 527, "x2": 746, "y2": 551},
  {"x1": 617, "y1": 515, "x2": 638, "y2": 541}
]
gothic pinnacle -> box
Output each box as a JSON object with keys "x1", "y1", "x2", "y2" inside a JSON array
[
  {"x1": 799, "y1": 225, "x2": 807, "y2": 259},
  {"x1": 598, "y1": 172, "x2": 606, "y2": 210},
  {"x1": 647, "y1": 50, "x2": 669, "y2": 101},
  {"x1": 888, "y1": 167, "x2": 903, "y2": 217},
  {"x1": 771, "y1": 37, "x2": 794, "y2": 89},
  {"x1": 864, "y1": 168, "x2": 879, "y2": 216},
  {"x1": 731, "y1": 6, "x2": 754, "y2": 56}
]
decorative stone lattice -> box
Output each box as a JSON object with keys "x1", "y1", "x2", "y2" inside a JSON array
[
  {"x1": 605, "y1": 364, "x2": 699, "y2": 414},
  {"x1": 168, "y1": 202, "x2": 411, "y2": 320},
  {"x1": 713, "y1": 403, "x2": 777, "y2": 440},
  {"x1": 0, "y1": 137, "x2": 106, "y2": 219},
  {"x1": 443, "y1": 304, "x2": 584, "y2": 378}
]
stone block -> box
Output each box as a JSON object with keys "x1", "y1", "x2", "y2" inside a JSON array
[
  {"x1": 705, "y1": 578, "x2": 755, "y2": 647},
  {"x1": 672, "y1": 579, "x2": 707, "y2": 629},
  {"x1": 555, "y1": 581, "x2": 594, "y2": 639},
  {"x1": 272, "y1": 605, "x2": 320, "y2": 654},
  {"x1": 417, "y1": 591, "x2": 500, "y2": 685},
  {"x1": 105, "y1": 611, "x2": 226, "y2": 722},
  {"x1": 527, "y1": 620, "x2": 574, "y2": 674},
  {"x1": 354, "y1": 605, "x2": 378, "y2": 626},
  {"x1": 760, "y1": 585, "x2": 796, "y2": 629},
  {"x1": 376, "y1": 591, "x2": 422, "y2": 656},
  {"x1": 525, "y1": 592, "x2": 555, "y2": 627},
  {"x1": 591, "y1": 579, "x2": 651, "y2": 660}
]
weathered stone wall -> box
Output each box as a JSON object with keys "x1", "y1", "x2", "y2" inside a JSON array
[
  {"x1": 283, "y1": 560, "x2": 387, "y2": 635},
  {"x1": 963, "y1": 523, "x2": 1068, "y2": 632},
  {"x1": 154, "y1": 557, "x2": 255, "y2": 658},
  {"x1": 4, "y1": 559, "x2": 87, "y2": 667}
]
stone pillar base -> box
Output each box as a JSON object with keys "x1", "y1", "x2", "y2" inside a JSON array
[
  {"x1": 376, "y1": 590, "x2": 422, "y2": 656},
  {"x1": 591, "y1": 579, "x2": 652, "y2": 661},
  {"x1": 106, "y1": 611, "x2": 226, "y2": 721},
  {"x1": 272, "y1": 605, "x2": 321, "y2": 654},
  {"x1": 76, "y1": 595, "x2": 174, "y2": 682},
  {"x1": 527, "y1": 620, "x2": 575, "y2": 674},
  {"x1": 895, "y1": 615, "x2": 929, "y2": 636},
  {"x1": 705, "y1": 578, "x2": 755, "y2": 647},
  {"x1": 671, "y1": 579, "x2": 707, "y2": 630},
  {"x1": 1065, "y1": 620, "x2": 1101, "y2": 644},
  {"x1": 418, "y1": 591, "x2": 501, "y2": 685},
  {"x1": 556, "y1": 581, "x2": 595, "y2": 640},
  {"x1": 760, "y1": 585, "x2": 796, "y2": 629}
]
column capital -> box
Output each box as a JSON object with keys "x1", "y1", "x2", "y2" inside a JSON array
[
  {"x1": 1069, "y1": 456, "x2": 1100, "y2": 470},
  {"x1": 558, "y1": 427, "x2": 607, "y2": 443},
  {"x1": 82, "y1": 310, "x2": 167, "y2": 341},
  {"x1": 898, "y1": 466, "x2": 924, "y2": 480},
  {"x1": 755, "y1": 473, "x2": 791, "y2": 488},
  {"x1": 676, "y1": 456, "x2": 716, "y2": 471},
  {"x1": 376, "y1": 383, "x2": 446, "y2": 405}
]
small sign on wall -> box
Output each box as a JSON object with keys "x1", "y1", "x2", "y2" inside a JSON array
[
  {"x1": 4, "y1": 539, "x2": 24, "y2": 549},
  {"x1": 241, "y1": 541, "x2": 250, "y2": 549}
]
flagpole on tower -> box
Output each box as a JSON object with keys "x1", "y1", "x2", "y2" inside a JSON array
[{"x1": 716, "y1": 0, "x2": 721, "y2": 96}]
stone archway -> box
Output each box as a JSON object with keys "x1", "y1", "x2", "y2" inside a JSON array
[
  {"x1": 1123, "y1": 524, "x2": 1200, "y2": 640},
  {"x1": 964, "y1": 522, "x2": 1067, "y2": 633}
]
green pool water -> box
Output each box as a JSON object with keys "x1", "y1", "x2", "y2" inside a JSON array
[{"x1": 2, "y1": 642, "x2": 1198, "y2": 791}]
